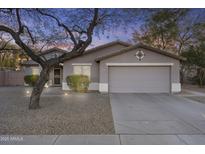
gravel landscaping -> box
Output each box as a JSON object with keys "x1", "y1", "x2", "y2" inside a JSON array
[{"x1": 0, "y1": 87, "x2": 115, "y2": 135}]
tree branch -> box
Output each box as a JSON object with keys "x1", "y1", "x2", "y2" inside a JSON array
[
  {"x1": 72, "y1": 25, "x2": 87, "y2": 34},
  {"x1": 36, "y1": 9, "x2": 77, "y2": 46},
  {"x1": 22, "y1": 25, "x2": 35, "y2": 44},
  {"x1": 0, "y1": 25, "x2": 46, "y2": 67},
  {"x1": 0, "y1": 39, "x2": 12, "y2": 50},
  {"x1": 57, "y1": 9, "x2": 99, "y2": 63},
  {"x1": 1, "y1": 8, "x2": 100, "y2": 69},
  {"x1": 76, "y1": 8, "x2": 99, "y2": 53},
  {"x1": 41, "y1": 8, "x2": 99, "y2": 67},
  {"x1": 16, "y1": 9, "x2": 23, "y2": 34},
  {"x1": 15, "y1": 9, "x2": 35, "y2": 44}
]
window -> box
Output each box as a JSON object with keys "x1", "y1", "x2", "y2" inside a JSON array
[{"x1": 73, "y1": 65, "x2": 91, "y2": 79}]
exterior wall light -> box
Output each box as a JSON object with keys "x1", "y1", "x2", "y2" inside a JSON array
[{"x1": 45, "y1": 84, "x2": 49, "y2": 88}]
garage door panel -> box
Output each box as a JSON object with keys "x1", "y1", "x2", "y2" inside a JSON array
[{"x1": 109, "y1": 66, "x2": 170, "y2": 93}]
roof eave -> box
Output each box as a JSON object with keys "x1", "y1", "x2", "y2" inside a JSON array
[
  {"x1": 85, "y1": 41, "x2": 131, "y2": 53},
  {"x1": 95, "y1": 44, "x2": 186, "y2": 62},
  {"x1": 38, "y1": 48, "x2": 67, "y2": 56}
]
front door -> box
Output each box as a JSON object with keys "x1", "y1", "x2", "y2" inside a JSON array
[{"x1": 54, "y1": 68, "x2": 61, "y2": 85}]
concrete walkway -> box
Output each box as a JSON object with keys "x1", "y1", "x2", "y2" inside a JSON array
[{"x1": 1, "y1": 135, "x2": 205, "y2": 145}]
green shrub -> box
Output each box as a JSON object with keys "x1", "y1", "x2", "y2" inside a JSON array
[
  {"x1": 66, "y1": 74, "x2": 90, "y2": 92},
  {"x1": 24, "y1": 75, "x2": 40, "y2": 86},
  {"x1": 191, "y1": 68, "x2": 205, "y2": 87}
]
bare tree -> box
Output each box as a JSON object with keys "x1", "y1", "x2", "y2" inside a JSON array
[
  {"x1": 0, "y1": 8, "x2": 146, "y2": 109},
  {"x1": 0, "y1": 8, "x2": 102, "y2": 109}
]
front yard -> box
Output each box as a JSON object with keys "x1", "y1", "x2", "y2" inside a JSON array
[{"x1": 0, "y1": 87, "x2": 115, "y2": 135}]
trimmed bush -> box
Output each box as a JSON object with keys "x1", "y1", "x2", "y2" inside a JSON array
[
  {"x1": 66, "y1": 74, "x2": 90, "y2": 92},
  {"x1": 24, "y1": 75, "x2": 40, "y2": 86}
]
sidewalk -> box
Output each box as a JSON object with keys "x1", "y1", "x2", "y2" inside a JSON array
[
  {"x1": 181, "y1": 84, "x2": 205, "y2": 96},
  {"x1": 1, "y1": 135, "x2": 205, "y2": 145}
]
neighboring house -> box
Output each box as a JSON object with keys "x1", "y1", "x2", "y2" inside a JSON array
[{"x1": 22, "y1": 41, "x2": 185, "y2": 93}]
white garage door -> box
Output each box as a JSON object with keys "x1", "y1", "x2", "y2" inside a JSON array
[{"x1": 109, "y1": 66, "x2": 170, "y2": 93}]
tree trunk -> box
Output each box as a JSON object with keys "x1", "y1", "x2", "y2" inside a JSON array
[
  {"x1": 29, "y1": 67, "x2": 50, "y2": 109},
  {"x1": 197, "y1": 68, "x2": 205, "y2": 88},
  {"x1": 180, "y1": 64, "x2": 186, "y2": 85},
  {"x1": 180, "y1": 69, "x2": 184, "y2": 85}
]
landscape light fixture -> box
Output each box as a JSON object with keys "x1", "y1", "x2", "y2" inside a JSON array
[{"x1": 45, "y1": 84, "x2": 49, "y2": 88}]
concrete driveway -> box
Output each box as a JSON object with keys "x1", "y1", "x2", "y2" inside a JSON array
[{"x1": 110, "y1": 93, "x2": 205, "y2": 144}]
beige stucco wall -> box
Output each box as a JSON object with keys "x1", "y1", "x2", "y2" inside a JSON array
[
  {"x1": 99, "y1": 48, "x2": 180, "y2": 93},
  {"x1": 62, "y1": 44, "x2": 128, "y2": 90},
  {"x1": 24, "y1": 44, "x2": 181, "y2": 93}
]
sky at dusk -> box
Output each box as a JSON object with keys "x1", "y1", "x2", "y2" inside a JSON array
[
  {"x1": 91, "y1": 29, "x2": 133, "y2": 47},
  {"x1": 84, "y1": 8, "x2": 205, "y2": 48},
  {"x1": 0, "y1": 8, "x2": 204, "y2": 50}
]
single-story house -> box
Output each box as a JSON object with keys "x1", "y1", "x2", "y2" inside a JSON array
[{"x1": 22, "y1": 41, "x2": 185, "y2": 93}]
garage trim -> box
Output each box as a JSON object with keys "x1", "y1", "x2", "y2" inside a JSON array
[{"x1": 106, "y1": 63, "x2": 174, "y2": 66}]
